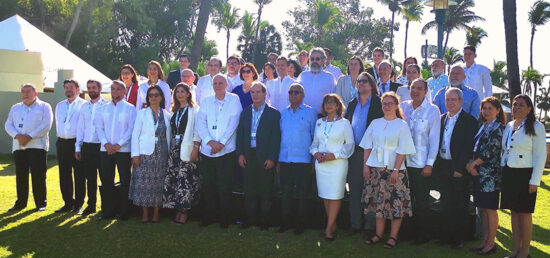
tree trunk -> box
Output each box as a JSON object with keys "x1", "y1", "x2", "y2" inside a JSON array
[
  {"x1": 503, "y1": 0, "x2": 521, "y2": 100},
  {"x1": 404, "y1": 20, "x2": 410, "y2": 58},
  {"x1": 251, "y1": 4, "x2": 264, "y2": 64},
  {"x1": 530, "y1": 26, "x2": 535, "y2": 69},
  {"x1": 389, "y1": 11, "x2": 395, "y2": 60},
  {"x1": 64, "y1": 0, "x2": 84, "y2": 47},
  {"x1": 443, "y1": 30, "x2": 450, "y2": 53},
  {"x1": 190, "y1": 0, "x2": 213, "y2": 71},
  {"x1": 539, "y1": 105, "x2": 543, "y2": 119},
  {"x1": 226, "y1": 29, "x2": 230, "y2": 61}
]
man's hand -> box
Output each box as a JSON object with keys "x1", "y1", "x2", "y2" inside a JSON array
[
  {"x1": 264, "y1": 160, "x2": 275, "y2": 170},
  {"x1": 390, "y1": 170, "x2": 399, "y2": 184},
  {"x1": 208, "y1": 140, "x2": 224, "y2": 154},
  {"x1": 529, "y1": 185, "x2": 538, "y2": 194},
  {"x1": 453, "y1": 171, "x2": 463, "y2": 178},
  {"x1": 75, "y1": 152, "x2": 81, "y2": 161},
  {"x1": 238, "y1": 154, "x2": 247, "y2": 168},
  {"x1": 421, "y1": 165, "x2": 433, "y2": 177},
  {"x1": 363, "y1": 165, "x2": 371, "y2": 180},
  {"x1": 104, "y1": 143, "x2": 115, "y2": 155},
  {"x1": 190, "y1": 148, "x2": 199, "y2": 162}
]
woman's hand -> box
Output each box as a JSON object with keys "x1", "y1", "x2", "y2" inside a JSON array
[
  {"x1": 323, "y1": 153, "x2": 336, "y2": 161},
  {"x1": 363, "y1": 165, "x2": 371, "y2": 180},
  {"x1": 132, "y1": 156, "x2": 140, "y2": 167},
  {"x1": 389, "y1": 170, "x2": 399, "y2": 184},
  {"x1": 529, "y1": 184, "x2": 538, "y2": 194},
  {"x1": 314, "y1": 152, "x2": 324, "y2": 163}
]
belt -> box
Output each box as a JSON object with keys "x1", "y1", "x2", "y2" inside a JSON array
[{"x1": 57, "y1": 137, "x2": 76, "y2": 141}]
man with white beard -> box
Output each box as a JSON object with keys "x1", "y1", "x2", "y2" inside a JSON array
[
  {"x1": 427, "y1": 59, "x2": 449, "y2": 101},
  {"x1": 296, "y1": 47, "x2": 336, "y2": 114},
  {"x1": 433, "y1": 65, "x2": 481, "y2": 118}
]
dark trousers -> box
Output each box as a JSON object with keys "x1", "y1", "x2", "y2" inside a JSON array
[
  {"x1": 99, "y1": 151, "x2": 131, "y2": 218},
  {"x1": 81, "y1": 143, "x2": 101, "y2": 208},
  {"x1": 279, "y1": 162, "x2": 312, "y2": 228},
  {"x1": 56, "y1": 138, "x2": 84, "y2": 207},
  {"x1": 242, "y1": 149, "x2": 274, "y2": 225},
  {"x1": 348, "y1": 146, "x2": 375, "y2": 230},
  {"x1": 436, "y1": 159, "x2": 469, "y2": 243},
  {"x1": 200, "y1": 151, "x2": 235, "y2": 225},
  {"x1": 407, "y1": 166, "x2": 431, "y2": 238},
  {"x1": 13, "y1": 148, "x2": 47, "y2": 208}
]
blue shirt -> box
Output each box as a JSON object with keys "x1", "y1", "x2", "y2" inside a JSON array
[
  {"x1": 297, "y1": 71, "x2": 336, "y2": 114},
  {"x1": 279, "y1": 103, "x2": 317, "y2": 163},
  {"x1": 427, "y1": 74, "x2": 450, "y2": 101},
  {"x1": 231, "y1": 85, "x2": 253, "y2": 109},
  {"x1": 250, "y1": 103, "x2": 265, "y2": 148},
  {"x1": 433, "y1": 84, "x2": 481, "y2": 119},
  {"x1": 351, "y1": 96, "x2": 371, "y2": 144}
]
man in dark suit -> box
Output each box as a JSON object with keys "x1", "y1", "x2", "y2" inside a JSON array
[
  {"x1": 434, "y1": 87, "x2": 477, "y2": 248},
  {"x1": 343, "y1": 72, "x2": 383, "y2": 236},
  {"x1": 377, "y1": 60, "x2": 400, "y2": 95},
  {"x1": 236, "y1": 82, "x2": 281, "y2": 230},
  {"x1": 167, "y1": 54, "x2": 199, "y2": 89},
  {"x1": 366, "y1": 47, "x2": 395, "y2": 83}
]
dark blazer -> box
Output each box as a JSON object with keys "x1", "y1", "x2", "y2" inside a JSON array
[
  {"x1": 236, "y1": 104, "x2": 281, "y2": 163},
  {"x1": 366, "y1": 67, "x2": 395, "y2": 81},
  {"x1": 167, "y1": 69, "x2": 199, "y2": 89},
  {"x1": 343, "y1": 95, "x2": 383, "y2": 138},
  {"x1": 437, "y1": 111, "x2": 478, "y2": 175},
  {"x1": 377, "y1": 81, "x2": 400, "y2": 93}
]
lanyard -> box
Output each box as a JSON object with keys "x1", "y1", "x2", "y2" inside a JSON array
[
  {"x1": 323, "y1": 116, "x2": 337, "y2": 141},
  {"x1": 65, "y1": 100, "x2": 76, "y2": 123},
  {"x1": 153, "y1": 108, "x2": 161, "y2": 132},
  {"x1": 125, "y1": 84, "x2": 133, "y2": 101},
  {"x1": 506, "y1": 120, "x2": 525, "y2": 151},
  {"x1": 372, "y1": 65, "x2": 379, "y2": 83},
  {"x1": 474, "y1": 120, "x2": 495, "y2": 152},
  {"x1": 20, "y1": 104, "x2": 32, "y2": 122},
  {"x1": 175, "y1": 105, "x2": 188, "y2": 131},
  {"x1": 252, "y1": 105, "x2": 265, "y2": 132}
]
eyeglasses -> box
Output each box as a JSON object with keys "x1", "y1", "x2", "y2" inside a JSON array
[
  {"x1": 241, "y1": 69, "x2": 252, "y2": 74},
  {"x1": 357, "y1": 79, "x2": 369, "y2": 84},
  {"x1": 148, "y1": 93, "x2": 161, "y2": 98},
  {"x1": 288, "y1": 90, "x2": 302, "y2": 95},
  {"x1": 310, "y1": 57, "x2": 322, "y2": 61}
]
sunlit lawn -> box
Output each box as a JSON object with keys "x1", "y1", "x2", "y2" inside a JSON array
[{"x1": 0, "y1": 154, "x2": 548, "y2": 257}]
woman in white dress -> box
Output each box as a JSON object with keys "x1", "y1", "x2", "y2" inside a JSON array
[
  {"x1": 361, "y1": 92, "x2": 416, "y2": 249},
  {"x1": 136, "y1": 60, "x2": 172, "y2": 110},
  {"x1": 310, "y1": 94, "x2": 355, "y2": 240}
]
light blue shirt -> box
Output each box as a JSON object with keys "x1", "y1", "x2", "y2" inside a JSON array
[
  {"x1": 279, "y1": 103, "x2": 317, "y2": 163},
  {"x1": 351, "y1": 97, "x2": 371, "y2": 144},
  {"x1": 250, "y1": 103, "x2": 265, "y2": 148},
  {"x1": 433, "y1": 84, "x2": 481, "y2": 119},
  {"x1": 427, "y1": 74, "x2": 450, "y2": 101},
  {"x1": 297, "y1": 70, "x2": 336, "y2": 114}
]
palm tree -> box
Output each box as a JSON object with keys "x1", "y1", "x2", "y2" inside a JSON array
[
  {"x1": 465, "y1": 26, "x2": 488, "y2": 48},
  {"x1": 528, "y1": 0, "x2": 550, "y2": 68},
  {"x1": 237, "y1": 11, "x2": 256, "y2": 51},
  {"x1": 536, "y1": 87, "x2": 550, "y2": 119},
  {"x1": 190, "y1": 0, "x2": 213, "y2": 71},
  {"x1": 503, "y1": 0, "x2": 521, "y2": 100},
  {"x1": 443, "y1": 47, "x2": 464, "y2": 74},
  {"x1": 289, "y1": 40, "x2": 313, "y2": 57},
  {"x1": 401, "y1": 0, "x2": 423, "y2": 58},
  {"x1": 422, "y1": 0, "x2": 485, "y2": 52},
  {"x1": 212, "y1": 3, "x2": 242, "y2": 60},
  {"x1": 378, "y1": 0, "x2": 411, "y2": 59},
  {"x1": 490, "y1": 60, "x2": 508, "y2": 89},
  {"x1": 312, "y1": 1, "x2": 341, "y2": 42},
  {"x1": 251, "y1": 0, "x2": 272, "y2": 63},
  {"x1": 522, "y1": 67, "x2": 542, "y2": 106}
]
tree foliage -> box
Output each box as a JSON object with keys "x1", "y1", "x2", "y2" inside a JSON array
[{"x1": 238, "y1": 20, "x2": 282, "y2": 68}]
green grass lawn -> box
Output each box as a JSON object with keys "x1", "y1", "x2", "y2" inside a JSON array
[{"x1": 0, "y1": 154, "x2": 549, "y2": 257}]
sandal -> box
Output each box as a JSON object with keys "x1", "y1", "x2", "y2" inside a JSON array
[
  {"x1": 365, "y1": 234, "x2": 382, "y2": 245},
  {"x1": 384, "y1": 237, "x2": 398, "y2": 249}
]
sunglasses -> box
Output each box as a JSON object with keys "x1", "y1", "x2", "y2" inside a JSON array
[
  {"x1": 241, "y1": 69, "x2": 252, "y2": 74},
  {"x1": 288, "y1": 90, "x2": 302, "y2": 95},
  {"x1": 357, "y1": 79, "x2": 369, "y2": 84},
  {"x1": 310, "y1": 57, "x2": 322, "y2": 61}
]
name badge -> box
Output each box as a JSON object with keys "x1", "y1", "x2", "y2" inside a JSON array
[
  {"x1": 212, "y1": 125, "x2": 217, "y2": 130},
  {"x1": 175, "y1": 135, "x2": 181, "y2": 143},
  {"x1": 251, "y1": 132, "x2": 256, "y2": 141},
  {"x1": 155, "y1": 136, "x2": 159, "y2": 143},
  {"x1": 441, "y1": 148, "x2": 446, "y2": 154},
  {"x1": 18, "y1": 124, "x2": 23, "y2": 128}
]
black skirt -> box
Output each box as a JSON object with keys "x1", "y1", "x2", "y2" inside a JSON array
[{"x1": 500, "y1": 166, "x2": 537, "y2": 213}]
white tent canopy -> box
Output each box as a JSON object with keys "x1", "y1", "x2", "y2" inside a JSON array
[{"x1": 0, "y1": 15, "x2": 111, "y2": 91}]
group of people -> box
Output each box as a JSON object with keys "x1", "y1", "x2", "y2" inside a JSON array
[{"x1": 4, "y1": 45, "x2": 544, "y2": 258}]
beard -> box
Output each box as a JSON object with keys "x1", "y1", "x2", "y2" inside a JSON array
[
  {"x1": 432, "y1": 70, "x2": 442, "y2": 77},
  {"x1": 310, "y1": 63, "x2": 322, "y2": 73},
  {"x1": 450, "y1": 79, "x2": 463, "y2": 87},
  {"x1": 88, "y1": 92, "x2": 100, "y2": 100}
]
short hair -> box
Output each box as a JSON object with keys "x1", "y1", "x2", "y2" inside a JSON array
[
  {"x1": 181, "y1": 68, "x2": 194, "y2": 75},
  {"x1": 210, "y1": 57, "x2": 223, "y2": 67},
  {"x1": 381, "y1": 92, "x2": 403, "y2": 119},
  {"x1": 401, "y1": 57, "x2": 418, "y2": 76},
  {"x1": 251, "y1": 81, "x2": 267, "y2": 93},
  {"x1": 171, "y1": 82, "x2": 195, "y2": 112},
  {"x1": 347, "y1": 55, "x2": 365, "y2": 75},
  {"x1": 239, "y1": 63, "x2": 259, "y2": 81},
  {"x1": 321, "y1": 93, "x2": 345, "y2": 117},
  {"x1": 263, "y1": 62, "x2": 278, "y2": 79},
  {"x1": 373, "y1": 47, "x2": 385, "y2": 56},
  {"x1": 87, "y1": 79, "x2": 102, "y2": 89},
  {"x1": 63, "y1": 79, "x2": 80, "y2": 88},
  {"x1": 147, "y1": 60, "x2": 165, "y2": 81},
  {"x1": 411, "y1": 78, "x2": 428, "y2": 90},
  {"x1": 480, "y1": 96, "x2": 506, "y2": 124},
  {"x1": 432, "y1": 59, "x2": 445, "y2": 66},
  {"x1": 268, "y1": 52, "x2": 278, "y2": 58},
  {"x1": 379, "y1": 60, "x2": 392, "y2": 69},
  {"x1": 298, "y1": 50, "x2": 309, "y2": 56},
  {"x1": 463, "y1": 45, "x2": 476, "y2": 54},
  {"x1": 446, "y1": 87, "x2": 463, "y2": 100},
  {"x1": 21, "y1": 83, "x2": 37, "y2": 91},
  {"x1": 212, "y1": 73, "x2": 228, "y2": 84},
  {"x1": 288, "y1": 59, "x2": 302, "y2": 78},
  {"x1": 276, "y1": 56, "x2": 289, "y2": 63},
  {"x1": 144, "y1": 85, "x2": 166, "y2": 109},
  {"x1": 406, "y1": 64, "x2": 421, "y2": 74},
  {"x1": 227, "y1": 55, "x2": 240, "y2": 63},
  {"x1": 309, "y1": 47, "x2": 327, "y2": 61},
  {"x1": 357, "y1": 72, "x2": 379, "y2": 96},
  {"x1": 289, "y1": 83, "x2": 305, "y2": 93},
  {"x1": 111, "y1": 80, "x2": 126, "y2": 90},
  {"x1": 178, "y1": 54, "x2": 189, "y2": 61},
  {"x1": 323, "y1": 47, "x2": 332, "y2": 57},
  {"x1": 118, "y1": 64, "x2": 138, "y2": 85}
]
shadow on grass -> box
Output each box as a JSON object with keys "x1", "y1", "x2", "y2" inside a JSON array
[
  {"x1": 0, "y1": 156, "x2": 58, "y2": 177},
  {"x1": 0, "y1": 210, "x2": 35, "y2": 227},
  {"x1": 497, "y1": 223, "x2": 549, "y2": 256}
]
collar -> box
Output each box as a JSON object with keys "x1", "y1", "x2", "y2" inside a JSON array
[
  {"x1": 357, "y1": 95, "x2": 372, "y2": 107},
  {"x1": 253, "y1": 103, "x2": 266, "y2": 112},
  {"x1": 465, "y1": 62, "x2": 476, "y2": 69},
  {"x1": 287, "y1": 103, "x2": 306, "y2": 111},
  {"x1": 214, "y1": 94, "x2": 227, "y2": 103},
  {"x1": 448, "y1": 108, "x2": 463, "y2": 119},
  {"x1": 380, "y1": 80, "x2": 390, "y2": 85}
]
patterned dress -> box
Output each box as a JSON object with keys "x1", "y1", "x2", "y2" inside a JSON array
[
  {"x1": 129, "y1": 111, "x2": 169, "y2": 207},
  {"x1": 363, "y1": 168, "x2": 412, "y2": 219},
  {"x1": 162, "y1": 108, "x2": 200, "y2": 211}
]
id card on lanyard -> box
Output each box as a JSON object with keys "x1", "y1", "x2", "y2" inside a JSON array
[
  {"x1": 153, "y1": 109, "x2": 161, "y2": 143},
  {"x1": 19, "y1": 105, "x2": 32, "y2": 128},
  {"x1": 174, "y1": 105, "x2": 188, "y2": 143},
  {"x1": 322, "y1": 116, "x2": 337, "y2": 153}
]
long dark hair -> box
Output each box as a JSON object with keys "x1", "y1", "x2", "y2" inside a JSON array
[
  {"x1": 118, "y1": 64, "x2": 138, "y2": 85},
  {"x1": 288, "y1": 59, "x2": 302, "y2": 78},
  {"x1": 479, "y1": 96, "x2": 506, "y2": 124},
  {"x1": 171, "y1": 83, "x2": 195, "y2": 112},
  {"x1": 145, "y1": 85, "x2": 166, "y2": 109},
  {"x1": 513, "y1": 94, "x2": 536, "y2": 136},
  {"x1": 401, "y1": 57, "x2": 418, "y2": 76},
  {"x1": 263, "y1": 62, "x2": 278, "y2": 79},
  {"x1": 357, "y1": 72, "x2": 379, "y2": 97},
  {"x1": 347, "y1": 55, "x2": 365, "y2": 75}
]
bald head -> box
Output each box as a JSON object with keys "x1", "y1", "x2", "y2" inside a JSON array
[
  {"x1": 449, "y1": 65, "x2": 465, "y2": 87},
  {"x1": 181, "y1": 69, "x2": 195, "y2": 86},
  {"x1": 212, "y1": 74, "x2": 227, "y2": 96}
]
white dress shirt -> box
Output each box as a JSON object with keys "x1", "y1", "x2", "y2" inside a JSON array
[
  {"x1": 396, "y1": 86, "x2": 432, "y2": 104},
  {"x1": 95, "y1": 100, "x2": 137, "y2": 153},
  {"x1": 75, "y1": 97, "x2": 108, "y2": 152},
  {"x1": 136, "y1": 80, "x2": 172, "y2": 110},
  {"x1": 297, "y1": 70, "x2": 336, "y2": 114},
  {"x1": 196, "y1": 75, "x2": 215, "y2": 106},
  {"x1": 401, "y1": 99, "x2": 441, "y2": 168},
  {"x1": 131, "y1": 107, "x2": 172, "y2": 157},
  {"x1": 196, "y1": 93, "x2": 242, "y2": 157},
  {"x1": 325, "y1": 64, "x2": 343, "y2": 81},
  {"x1": 4, "y1": 98, "x2": 53, "y2": 152},
  {"x1": 226, "y1": 73, "x2": 244, "y2": 92},
  {"x1": 464, "y1": 62, "x2": 492, "y2": 98},
  {"x1": 266, "y1": 75, "x2": 295, "y2": 110},
  {"x1": 439, "y1": 109, "x2": 462, "y2": 160},
  {"x1": 360, "y1": 118, "x2": 416, "y2": 170},
  {"x1": 55, "y1": 97, "x2": 86, "y2": 139}
]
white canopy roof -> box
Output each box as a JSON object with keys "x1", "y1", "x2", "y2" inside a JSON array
[{"x1": 0, "y1": 15, "x2": 112, "y2": 91}]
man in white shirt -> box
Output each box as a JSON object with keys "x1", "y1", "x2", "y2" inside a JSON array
[
  {"x1": 196, "y1": 57, "x2": 222, "y2": 105},
  {"x1": 196, "y1": 74, "x2": 242, "y2": 228},
  {"x1": 54, "y1": 79, "x2": 86, "y2": 213},
  {"x1": 323, "y1": 47, "x2": 343, "y2": 80},
  {"x1": 463, "y1": 45, "x2": 492, "y2": 98},
  {"x1": 297, "y1": 47, "x2": 336, "y2": 114},
  {"x1": 267, "y1": 56, "x2": 295, "y2": 110},
  {"x1": 5, "y1": 84, "x2": 53, "y2": 212},
  {"x1": 95, "y1": 80, "x2": 137, "y2": 220},
  {"x1": 181, "y1": 69, "x2": 198, "y2": 104},
  {"x1": 298, "y1": 50, "x2": 309, "y2": 71},
  {"x1": 225, "y1": 55, "x2": 244, "y2": 92},
  {"x1": 400, "y1": 78, "x2": 441, "y2": 244},
  {"x1": 74, "y1": 80, "x2": 108, "y2": 216}
]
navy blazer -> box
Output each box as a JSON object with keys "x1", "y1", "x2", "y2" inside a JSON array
[
  {"x1": 236, "y1": 104, "x2": 281, "y2": 163},
  {"x1": 167, "y1": 70, "x2": 199, "y2": 89},
  {"x1": 343, "y1": 95, "x2": 383, "y2": 143},
  {"x1": 437, "y1": 111, "x2": 478, "y2": 175}
]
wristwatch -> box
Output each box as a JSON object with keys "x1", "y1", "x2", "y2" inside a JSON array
[{"x1": 392, "y1": 168, "x2": 399, "y2": 172}]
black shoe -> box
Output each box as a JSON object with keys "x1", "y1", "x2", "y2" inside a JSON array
[
  {"x1": 477, "y1": 246, "x2": 497, "y2": 255},
  {"x1": 55, "y1": 205, "x2": 73, "y2": 213},
  {"x1": 451, "y1": 241, "x2": 464, "y2": 249},
  {"x1": 72, "y1": 206, "x2": 83, "y2": 213},
  {"x1": 80, "y1": 207, "x2": 96, "y2": 216},
  {"x1": 8, "y1": 205, "x2": 25, "y2": 212},
  {"x1": 278, "y1": 225, "x2": 289, "y2": 233},
  {"x1": 413, "y1": 236, "x2": 430, "y2": 245},
  {"x1": 35, "y1": 206, "x2": 46, "y2": 212},
  {"x1": 294, "y1": 227, "x2": 304, "y2": 235}
]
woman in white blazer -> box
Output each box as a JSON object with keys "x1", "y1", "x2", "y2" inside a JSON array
[
  {"x1": 129, "y1": 86, "x2": 171, "y2": 223},
  {"x1": 162, "y1": 83, "x2": 201, "y2": 224},
  {"x1": 135, "y1": 60, "x2": 172, "y2": 110},
  {"x1": 500, "y1": 95, "x2": 546, "y2": 258}
]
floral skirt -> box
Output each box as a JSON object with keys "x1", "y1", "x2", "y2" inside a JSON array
[
  {"x1": 362, "y1": 167, "x2": 412, "y2": 219},
  {"x1": 162, "y1": 138, "x2": 200, "y2": 211}
]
